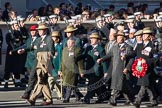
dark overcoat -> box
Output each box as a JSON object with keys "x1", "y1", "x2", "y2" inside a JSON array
[{"x1": 102, "y1": 43, "x2": 133, "y2": 90}]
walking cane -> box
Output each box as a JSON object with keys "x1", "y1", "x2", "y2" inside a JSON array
[{"x1": 60, "y1": 73, "x2": 63, "y2": 100}]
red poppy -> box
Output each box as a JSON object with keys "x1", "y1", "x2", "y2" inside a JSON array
[{"x1": 132, "y1": 58, "x2": 148, "y2": 78}]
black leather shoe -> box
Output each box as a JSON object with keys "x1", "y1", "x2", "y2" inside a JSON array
[
  {"x1": 27, "y1": 99, "x2": 35, "y2": 106},
  {"x1": 124, "y1": 101, "x2": 131, "y2": 105},
  {"x1": 95, "y1": 99, "x2": 104, "y2": 103},
  {"x1": 133, "y1": 102, "x2": 140, "y2": 108},
  {"x1": 15, "y1": 82, "x2": 26, "y2": 88},
  {"x1": 109, "y1": 97, "x2": 117, "y2": 106},
  {"x1": 82, "y1": 99, "x2": 90, "y2": 104},
  {"x1": 110, "y1": 102, "x2": 117, "y2": 106},
  {"x1": 4, "y1": 82, "x2": 8, "y2": 88},
  {"x1": 75, "y1": 97, "x2": 81, "y2": 102},
  {"x1": 21, "y1": 78, "x2": 28, "y2": 84},
  {"x1": 21, "y1": 94, "x2": 29, "y2": 100},
  {"x1": 63, "y1": 100, "x2": 69, "y2": 103},
  {"x1": 40, "y1": 101, "x2": 53, "y2": 106},
  {"x1": 147, "y1": 103, "x2": 158, "y2": 107}
]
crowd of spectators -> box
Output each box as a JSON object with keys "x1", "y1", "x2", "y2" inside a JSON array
[{"x1": 0, "y1": 2, "x2": 162, "y2": 23}]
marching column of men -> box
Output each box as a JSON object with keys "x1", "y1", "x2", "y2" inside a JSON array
[{"x1": 2, "y1": 12, "x2": 162, "y2": 108}]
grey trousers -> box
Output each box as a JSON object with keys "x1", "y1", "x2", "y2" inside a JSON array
[{"x1": 135, "y1": 86, "x2": 157, "y2": 104}]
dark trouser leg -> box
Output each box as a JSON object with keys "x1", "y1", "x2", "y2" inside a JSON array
[
  {"x1": 95, "y1": 77, "x2": 108, "y2": 101},
  {"x1": 20, "y1": 54, "x2": 27, "y2": 75},
  {"x1": 135, "y1": 86, "x2": 146, "y2": 104},
  {"x1": 13, "y1": 72, "x2": 23, "y2": 87},
  {"x1": 14, "y1": 72, "x2": 20, "y2": 79},
  {"x1": 75, "y1": 89, "x2": 83, "y2": 97},
  {"x1": 84, "y1": 88, "x2": 95, "y2": 101},
  {"x1": 24, "y1": 69, "x2": 36, "y2": 96},
  {"x1": 146, "y1": 86, "x2": 158, "y2": 104},
  {"x1": 84, "y1": 75, "x2": 96, "y2": 100},
  {"x1": 159, "y1": 78, "x2": 162, "y2": 100},
  {"x1": 3, "y1": 71, "x2": 10, "y2": 80},
  {"x1": 0, "y1": 49, "x2": 2, "y2": 65},
  {"x1": 73, "y1": 88, "x2": 80, "y2": 100},
  {"x1": 4, "y1": 50, "x2": 13, "y2": 80},
  {"x1": 73, "y1": 74, "x2": 83, "y2": 98},
  {"x1": 3, "y1": 71, "x2": 10, "y2": 88},
  {"x1": 122, "y1": 78, "x2": 134, "y2": 102},
  {"x1": 64, "y1": 86, "x2": 72, "y2": 101}
]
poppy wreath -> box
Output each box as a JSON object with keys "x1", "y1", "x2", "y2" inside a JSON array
[{"x1": 132, "y1": 58, "x2": 148, "y2": 78}]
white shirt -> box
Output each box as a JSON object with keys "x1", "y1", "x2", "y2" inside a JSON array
[
  {"x1": 41, "y1": 35, "x2": 46, "y2": 41},
  {"x1": 32, "y1": 36, "x2": 37, "y2": 42},
  {"x1": 92, "y1": 44, "x2": 98, "y2": 49}
]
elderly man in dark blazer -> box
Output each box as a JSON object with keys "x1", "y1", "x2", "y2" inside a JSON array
[{"x1": 82, "y1": 32, "x2": 107, "y2": 104}]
